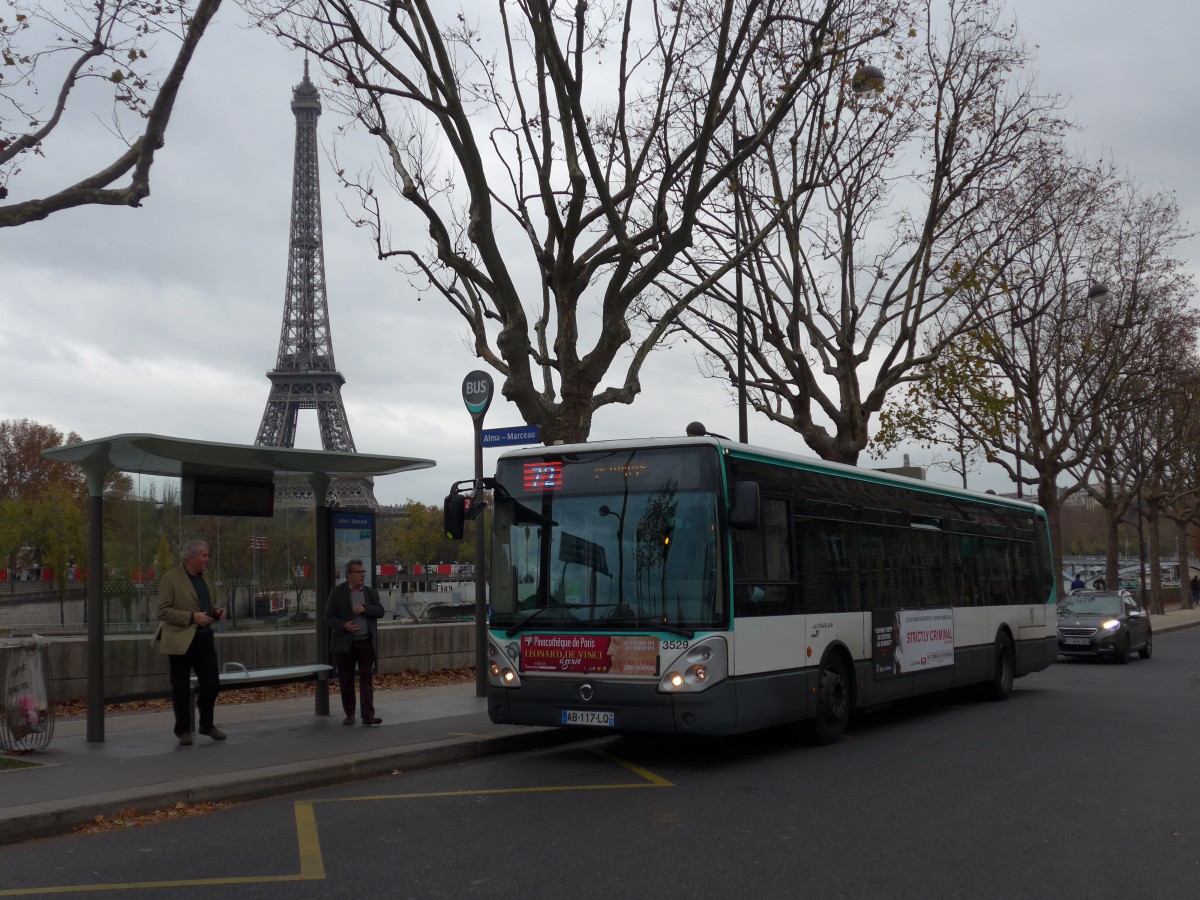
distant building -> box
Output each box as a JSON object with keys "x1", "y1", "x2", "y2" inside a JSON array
[
  {"x1": 876, "y1": 453, "x2": 926, "y2": 481},
  {"x1": 1060, "y1": 491, "x2": 1100, "y2": 512}
]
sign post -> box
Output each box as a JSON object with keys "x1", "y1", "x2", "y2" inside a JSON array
[{"x1": 462, "y1": 370, "x2": 493, "y2": 697}]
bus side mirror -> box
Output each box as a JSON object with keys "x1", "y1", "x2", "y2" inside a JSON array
[
  {"x1": 444, "y1": 491, "x2": 467, "y2": 540},
  {"x1": 728, "y1": 480, "x2": 760, "y2": 530}
]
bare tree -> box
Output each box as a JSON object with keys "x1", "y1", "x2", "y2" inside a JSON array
[
  {"x1": 1161, "y1": 372, "x2": 1200, "y2": 610},
  {"x1": 1077, "y1": 350, "x2": 1200, "y2": 611},
  {"x1": 0, "y1": 0, "x2": 224, "y2": 228},
  {"x1": 1134, "y1": 353, "x2": 1200, "y2": 615},
  {"x1": 667, "y1": 0, "x2": 1066, "y2": 461},
  {"x1": 245, "y1": 0, "x2": 899, "y2": 443},
  {"x1": 981, "y1": 161, "x2": 1195, "y2": 586}
]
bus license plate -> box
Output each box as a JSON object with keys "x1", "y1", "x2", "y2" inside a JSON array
[
  {"x1": 1063, "y1": 637, "x2": 1091, "y2": 646},
  {"x1": 561, "y1": 709, "x2": 616, "y2": 727}
]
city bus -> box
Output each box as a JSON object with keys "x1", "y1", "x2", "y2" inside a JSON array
[{"x1": 445, "y1": 428, "x2": 1056, "y2": 743}]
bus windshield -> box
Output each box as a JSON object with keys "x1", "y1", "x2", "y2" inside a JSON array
[{"x1": 489, "y1": 446, "x2": 724, "y2": 632}]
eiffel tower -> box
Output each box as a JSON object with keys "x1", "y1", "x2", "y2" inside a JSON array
[{"x1": 255, "y1": 61, "x2": 376, "y2": 508}]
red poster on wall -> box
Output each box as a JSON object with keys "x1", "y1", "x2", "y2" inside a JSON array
[{"x1": 520, "y1": 634, "x2": 659, "y2": 676}]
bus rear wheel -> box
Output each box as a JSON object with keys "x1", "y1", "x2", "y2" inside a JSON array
[
  {"x1": 810, "y1": 654, "x2": 851, "y2": 745},
  {"x1": 986, "y1": 636, "x2": 1014, "y2": 701}
]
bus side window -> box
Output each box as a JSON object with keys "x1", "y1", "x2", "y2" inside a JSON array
[{"x1": 733, "y1": 495, "x2": 794, "y2": 616}]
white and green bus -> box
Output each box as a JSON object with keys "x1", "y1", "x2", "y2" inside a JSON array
[{"x1": 449, "y1": 430, "x2": 1056, "y2": 743}]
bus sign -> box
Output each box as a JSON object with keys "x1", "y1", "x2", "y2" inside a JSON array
[
  {"x1": 462, "y1": 370, "x2": 494, "y2": 420},
  {"x1": 481, "y1": 425, "x2": 541, "y2": 447}
]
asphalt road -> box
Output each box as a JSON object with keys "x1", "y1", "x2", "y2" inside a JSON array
[{"x1": 3, "y1": 628, "x2": 1198, "y2": 899}]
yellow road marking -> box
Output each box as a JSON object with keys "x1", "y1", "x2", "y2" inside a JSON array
[
  {"x1": 294, "y1": 800, "x2": 326, "y2": 881},
  {"x1": 0, "y1": 752, "x2": 669, "y2": 895},
  {"x1": 596, "y1": 750, "x2": 676, "y2": 786}
]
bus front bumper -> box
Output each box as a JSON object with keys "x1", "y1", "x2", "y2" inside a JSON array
[{"x1": 488, "y1": 678, "x2": 746, "y2": 734}]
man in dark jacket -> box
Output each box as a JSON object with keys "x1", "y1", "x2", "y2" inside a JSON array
[{"x1": 325, "y1": 559, "x2": 384, "y2": 726}]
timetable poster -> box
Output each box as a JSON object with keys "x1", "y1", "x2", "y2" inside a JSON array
[
  {"x1": 331, "y1": 509, "x2": 376, "y2": 587},
  {"x1": 871, "y1": 609, "x2": 897, "y2": 678}
]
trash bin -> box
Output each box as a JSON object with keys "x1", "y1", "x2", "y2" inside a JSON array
[{"x1": 1, "y1": 636, "x2": 55, "y2": 752}]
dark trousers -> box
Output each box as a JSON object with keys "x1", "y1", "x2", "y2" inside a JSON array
[
  {"x1": 334, "y1": 639, "x2": 376, "y2": 718},
  {"x1": 169, "y1": 628, "x2": 218, "y2": 736}
]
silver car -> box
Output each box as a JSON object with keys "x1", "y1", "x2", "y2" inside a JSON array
[{"x1": 1057, "y1": 590, "x2": 1152, "y2": 663}]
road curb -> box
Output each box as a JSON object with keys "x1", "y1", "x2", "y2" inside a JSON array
[{"x1": 0, "y1": 726, "x2": 582, "y2": 847}]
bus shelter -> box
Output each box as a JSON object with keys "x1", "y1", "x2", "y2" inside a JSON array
[{"x1": 43, "y1": 433, "x2": 435, "y2": 743}]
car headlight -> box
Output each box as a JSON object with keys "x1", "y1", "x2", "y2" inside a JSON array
[{"x1": 1102, "y1": 619, "x2": 1120, "y2": 632}]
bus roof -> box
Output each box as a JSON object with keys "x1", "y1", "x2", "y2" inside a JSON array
[{"x1": 494, "y1": 432, "x2": 1045, "y2": 516}]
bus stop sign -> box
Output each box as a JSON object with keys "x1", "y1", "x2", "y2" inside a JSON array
[{"x1": 462, "y1": 370, "x2": 494, "y2": 421}]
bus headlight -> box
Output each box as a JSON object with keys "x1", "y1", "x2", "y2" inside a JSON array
[
  {"x1": 658, "y1": 637, "x2": 727, "y2": 693},
  {"x1": 487, "y1": 636, "x2": 522, "y2": 688}
]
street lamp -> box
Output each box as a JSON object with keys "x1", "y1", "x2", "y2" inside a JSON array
[{"x1": 732, "y1": 128, "x2": 753, "y2": 444}]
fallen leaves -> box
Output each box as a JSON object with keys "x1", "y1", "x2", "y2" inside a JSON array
[
  {"x1": 53, "y1": 667, "x2": 475, "y2": 717},
  {"x1": 0, "y1": 755, "x2": 41, "y2": 771},
  {"x1": 73, "y1": 801, "x2": 237, "y2": 834}
]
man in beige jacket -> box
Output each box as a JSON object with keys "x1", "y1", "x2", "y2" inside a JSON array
[{"x1": 156, "y1": 539, "x2": 227, "y2": 746}]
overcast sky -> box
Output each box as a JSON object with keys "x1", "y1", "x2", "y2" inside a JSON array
[{"x1": 3, "y1": 0, "x2": 1198, "y2": 507}]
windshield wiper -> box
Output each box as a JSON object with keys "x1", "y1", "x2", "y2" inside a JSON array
[
  {"x1": 603, "y1": 616, "x2": 695, "y2": 640},
  {"x1": 657, "y1": 622, "x2": 696, "y2": 639},
  {"x1": 504, "y1": 603, "x2": 588, "y2": 637}
]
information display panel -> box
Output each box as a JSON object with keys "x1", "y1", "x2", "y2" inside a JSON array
[{"x1": 330, "y1": 509, "x2": 376, "y2": 587}]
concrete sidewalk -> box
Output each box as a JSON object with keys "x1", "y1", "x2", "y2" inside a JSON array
[
  {"x1": 0, "y1": 681, "x2": 578, "y2": 846},
  {"x1": 4, "y1": 603, "x2": 1199, "y2": 847}
]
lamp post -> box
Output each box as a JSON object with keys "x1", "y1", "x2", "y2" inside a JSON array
[
  {"x1": 729, "y1": 63, "x2": 884, "y2": 445},
  {"x1": 1010, "y1": 281, "x2": 1109, "y2": 500},
  {"x1": 1009, "y1": 309, "x2": 1038, "y2": 500},
  {"x1": 732, "y1": 125, "x2": 753, "y2": 445}
]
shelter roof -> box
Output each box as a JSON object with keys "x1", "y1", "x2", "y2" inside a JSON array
[{"x1": 43, "y1": 433, "x2": 434, "y2": 482}]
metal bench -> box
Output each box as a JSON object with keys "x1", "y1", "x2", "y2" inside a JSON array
[{"x1": 188, "y1": 661, "x2": 333, "y2": 730}]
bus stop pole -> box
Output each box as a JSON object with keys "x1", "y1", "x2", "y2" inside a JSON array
[
  {"x1": 474, "y1": 418, "x2": 486, "y2": 698},
  {"x1": 86, "y1": 492, "x2": 105, "y2": 743}
]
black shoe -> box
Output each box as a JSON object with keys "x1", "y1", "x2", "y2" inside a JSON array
[
  {"x1": 362, "y1": 716, "x2": 382, "y2": 727},
  {"x1": 199, "y1": 725, "x2": 227, "y2": 741},
  {"x1": 342, "y1": 715, "x2": 355, "y2": 726},
  {"x1": 178, "y1": 732, "x2": 193, "y2": 746}
]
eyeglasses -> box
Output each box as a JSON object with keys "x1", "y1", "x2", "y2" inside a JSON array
[{"x1": 347, "y1": 569, "x2": 365, "y2": 575}]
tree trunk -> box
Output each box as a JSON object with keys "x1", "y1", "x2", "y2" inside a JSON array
[
  {"x1": 1146, "y1": 498, "x2": 1164, "y2": 616},
  {"x1": 1103, "y1": 507, "x2": 1122, "y2": 592},
  {"x1": 1038, "y1": 479, "x2": 1065, "y2": 598},
  {"x1": 1173, "y1": 518, "x2": 1191, "y2": 610}
]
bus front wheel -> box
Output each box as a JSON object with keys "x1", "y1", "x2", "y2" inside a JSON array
[{"x1": 810, "y1": 654, "x2": 851, "y2": 745}]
